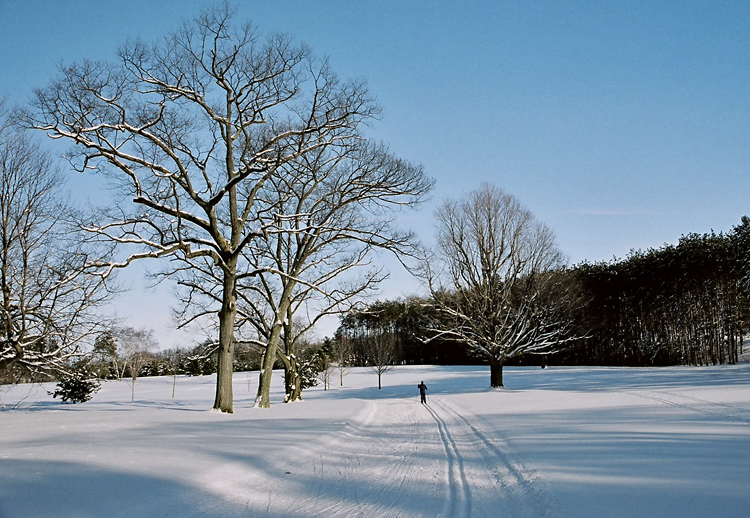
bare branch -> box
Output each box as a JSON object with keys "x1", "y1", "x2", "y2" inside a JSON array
[{"x1": 422, "y1": 184, "x2": 575, "y2": 387}]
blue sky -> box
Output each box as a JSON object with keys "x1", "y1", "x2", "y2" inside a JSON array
[{"x1": 1, "y1": 1, "x2": 749, "y2": 343}]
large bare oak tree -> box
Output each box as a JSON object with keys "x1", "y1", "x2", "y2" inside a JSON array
[
  {"x1": 423, "y1": 183, "x2": 574, "y2": 387},
  {"x1": 25, "y1": 4, "x2": 427, "y2": 411},
  {"x1": 0, "y1": 106, "x2": 111, "y2": 380},
  {"x1": 172, "y1": 139, "x2": 431, "y2": 407}
]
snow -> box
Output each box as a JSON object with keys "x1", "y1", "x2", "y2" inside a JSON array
[{"x1": 2, "y1": 364, "x2": 749, "y2": 518}]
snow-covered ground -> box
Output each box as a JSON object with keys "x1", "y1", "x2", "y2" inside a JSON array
[{"x1": 2, "y1": 364, "x2": 749, "y2": 518}]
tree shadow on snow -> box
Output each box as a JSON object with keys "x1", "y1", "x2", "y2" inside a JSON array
[
  {"x1": 507, "y1": 364, "x2": 750, "y2": 392},
  {"x1": 0, "y1": 458, "x2": 291, "y2": 518},
  {"x1": 307, "y1": 363, "x2": 750, "y2": 403}
]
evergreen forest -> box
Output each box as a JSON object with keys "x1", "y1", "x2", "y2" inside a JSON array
[{"x1": 337, "y1": 217, "x2": 750, "y2": 368}]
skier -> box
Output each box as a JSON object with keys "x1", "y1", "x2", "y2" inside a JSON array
[{"x1": 417, "y1": 381, "x2": 427, "y2": 404}]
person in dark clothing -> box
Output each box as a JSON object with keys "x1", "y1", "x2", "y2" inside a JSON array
[{"x1": 417, "y1": 381, "x2": 427, "y2": 404}]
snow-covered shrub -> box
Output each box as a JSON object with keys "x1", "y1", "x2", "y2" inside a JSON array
[
  {"x1": 49, "y1": 370, "x2": 101, "y2": 403},
  {"x1": 298, "y1": 357, "x2": 319, "y2": 389}
]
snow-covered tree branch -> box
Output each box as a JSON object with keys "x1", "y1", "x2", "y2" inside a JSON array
[
  {"x1": 0, "y1": 105, "x2": 113, "y2": 381},
  {"x1": 171, "y1": 138, "x2": 432, "y2": 407},
  {"x1": 22, "y1": 3, "x2": 400, "y2": 412},
  {"x1": 422, "y1": 183, "x2": 577, "y2": 387}
]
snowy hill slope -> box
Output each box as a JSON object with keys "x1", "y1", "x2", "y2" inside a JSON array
[{"x1": 2, "y1": 364, "x2": 749, "y2": 518}]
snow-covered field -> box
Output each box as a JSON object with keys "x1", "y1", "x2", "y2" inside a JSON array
[{"x1": 2, "y1": 364, "x2": 749, "y2": 518}]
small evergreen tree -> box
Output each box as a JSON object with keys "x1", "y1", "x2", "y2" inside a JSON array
[
  {"x1": 49, "y1": 369, "x2": 101, "y2": 403},
  {"x1": 298, "y1": 356, "x2": 320, "y2": 390}
]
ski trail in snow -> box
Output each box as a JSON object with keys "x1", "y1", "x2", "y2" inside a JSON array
[
  {"x1": 239, "y1": 393, "x2": 559, "y2": 517},
  {"x1": 431, "y1": 399, "x2": 559, "y2": 518},
  {"x1": 655, "y1": 389, "x2": 750, "y2": 419},
  {"x1": 624, "y1": 390, "x2": 750, "y2": 424},
  {"x1": 275, "y1": 398, "x2": 445, "y2": 517},
  {"x1": 422, "y1": 403, "x2": 471, "y2": 518}
]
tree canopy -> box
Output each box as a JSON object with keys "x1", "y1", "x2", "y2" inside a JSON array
[{"x1": 23, "y1": 3, "x2": 431, "y2": 409}]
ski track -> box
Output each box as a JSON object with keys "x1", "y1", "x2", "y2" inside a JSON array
[
  {"x1": 260, "y1": 394, "x2": 557, "y2": 518},
  {"x1": 624, "y1": 389, "x2": 750, "y2": 425},
  {"x1": 277, "y1": 398, "x2": 432, "y2": 517},
  {"x1": 430, "y1": 400, "x2": 558, "y2": 518},
  {"x1": 423, "y1": 402, "x2": 471, "y2": 518}
]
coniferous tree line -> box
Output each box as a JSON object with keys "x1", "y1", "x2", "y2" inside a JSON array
[
  {"x1": 559, "y1": 218, "x2": 750, "y2": 366},
  {"x1": 336, "y1": 298, "x2": 474, "y2": 367},
  {"x1": 335, "y1": 218, "x2": 750, "y2": 369}
]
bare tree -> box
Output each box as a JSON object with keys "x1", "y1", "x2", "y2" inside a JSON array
[
  {"x1": 113, "y1": 326, "x2": 158, "y2": 401},
  {"x1": 172, "y1": 138, "x2": 431, "y2": 406},
  {"x1": 0, "y1": 104, "x2": 112, "y2": 381},
  {"x1": 423, "y1": 183, "x2": 574, "y2": 387},
  {"x1": 244, "y1": 141, "x2": 430, "y2": 406},
  {"x1": 318, "y1": 364, "x2": 334, "y2": 391},
  {"x1": 331, "y1": 334, "x2": 353, "y2": 387},
  {"x1": 168, "y1": 348, "x2": 182, "y2": 398},
  {"x1": 362, "y1": 329, "x2": 400, "y2": 390},
  {"x1": 24, "y1": 3, "x2": 382, "y2": 412}
]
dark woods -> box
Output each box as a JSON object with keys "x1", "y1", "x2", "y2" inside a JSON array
[
  {"x1": 7, "y1": 218, "x2": 746, "y2": 387},
  {"x1": 337, "y1": 218, "x2": 750, "y2": 368},
  {"x1": 561, "y1": 217, "x2": 750, "y2": 367},
  {"x1": 336, "y1": 299, "x2": 475, "y2": 367}
]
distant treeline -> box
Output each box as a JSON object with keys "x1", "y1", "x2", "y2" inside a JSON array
[
  {"x1": 337, "y1": 217, "x2": 750, "y2": 368},
  {"x1": 31, "y1": 218, "x2": 749, "y2": 387},
  {"x1": 560, "y1": 217, "x2": 750, "y2": 366},
  {"x1": 336, "y1": 298, "x2": 475, "y2": 366},
  {"x1": 86, "y1": 341, "x2": 263, "y2": 381}
]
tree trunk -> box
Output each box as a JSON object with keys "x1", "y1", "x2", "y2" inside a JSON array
[
  {"x1": 282, "y1": 314, "x2": 302, "y2": 402},
  {"x1": 284, "y1": 356, "x2": 302, "y2": 402},
  {"x1": 255, "y1": 291, "x2": 295, "y2": 408},
  {"x1": 278, "y1": 351, "x2": 302, "y2": 403},
  {"x1": 213, "y1": 268, "x2": 237, "y2": 413},
  {"x1": 255, "y1": 323, "x2": 282, "y2": 408},
  {"x1": 490, "y1": 359, "x2": 504, "y2": 388}
]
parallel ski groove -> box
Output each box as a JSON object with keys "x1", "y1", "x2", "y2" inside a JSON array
[
  {"x1": 280, "y1": 399, "x2": 430, "y2": 517},
  {"x1": 434, "y1": 399, "x2": 559, "y2": 518},
  {"x1": 423, "y1": 402, "x2": 471, "y2": 518},
  {"x1": 625, "y1": 390, "x2": 750, "y2": 424}
]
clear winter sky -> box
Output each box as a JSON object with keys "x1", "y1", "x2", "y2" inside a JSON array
[{"x1": 1, "y1": 1, "x2": 749, "y2": 346}]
